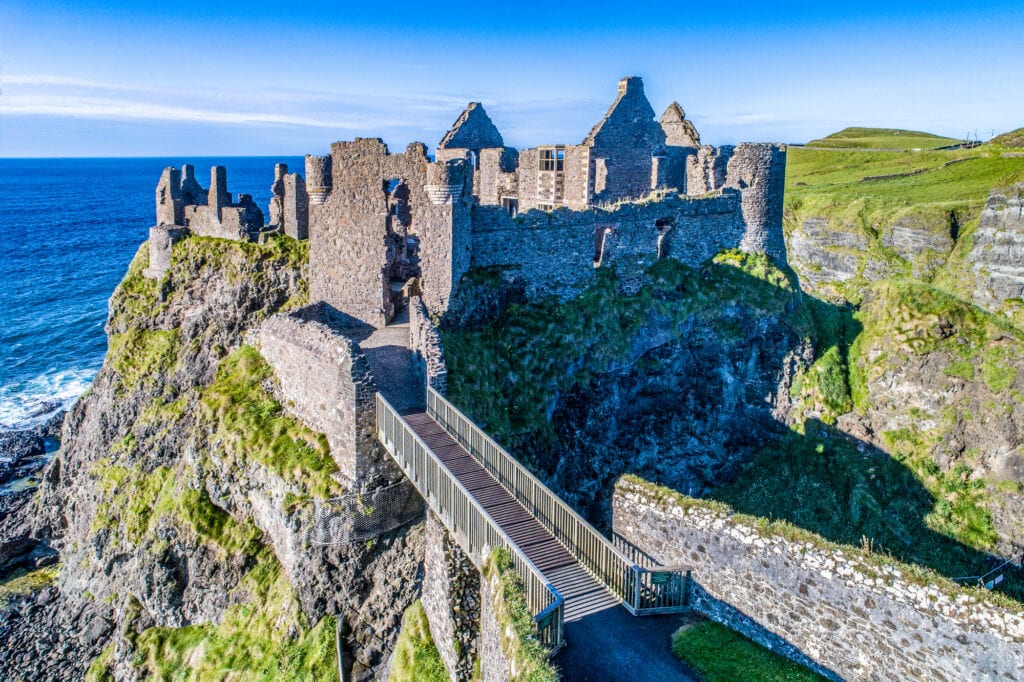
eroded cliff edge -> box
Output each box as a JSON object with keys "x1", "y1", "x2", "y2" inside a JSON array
[{"x1": 1, "y1": 236, "x2": 423, "y2": 681}]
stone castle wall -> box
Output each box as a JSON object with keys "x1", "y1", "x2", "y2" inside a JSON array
[
  {"x1": 612, "y1": 477, "x2": 1024, "y2": 682},
  {"x1": 258, "y1": 307, "x2": 394, "y2": 488},
  {"x1": 471, "y1": 191, "x2": 745, "y2": 299},
  {"x1": 308, "y1": 138, "x2": 472, "y2": 326},
  {"x1": 409, "y1": 296, "x2": 447, "y2": 394}
]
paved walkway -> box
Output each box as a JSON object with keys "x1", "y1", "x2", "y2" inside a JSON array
[
  {"x1": 361, "y1": 307, "x2": 423, "y2": 412},
  {"x1": 555, "y1": 609, "x2": 699, "y2": 681}
]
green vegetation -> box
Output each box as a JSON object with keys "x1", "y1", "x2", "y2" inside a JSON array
[
  {"x1": 444, "y1": 252, "x2": 807, "y2": 469},
  {"x1": 785, "y1": 140, "x2": 1024, "y2": 303},
  {"x1": 671, "y1": 621, "x2": 827, "y2": 682},
  {"x1": 0, "y1": 565, "x2": 59, "y2": 608},
  {"x1": 989, "y1": 127, "x2": 1024, "y2": 148},
  {"x1": 198, "y1": 345, "x2": 341, "y2": 498},
  {"x1": 483, "y1": 548, "x2": 559, "y2": 682},
  {"x1": 107, "y1": 329, "x2": 180, "y2": 394},
  {"x1": 87, "y1": 551, "x2": 338, "y2": 682},
  {"x1": 90, "y1": 461, "x2": 261, "y2": 555},
  {"x1": 805, "y1": 127, "x2": 961, "y2": 151},
  {"x1": 110, "y1": 233, "x2": 309, "y2": 334},
  {"x1": 388, "y1": 600, "x2": 449, "y2": 682}
]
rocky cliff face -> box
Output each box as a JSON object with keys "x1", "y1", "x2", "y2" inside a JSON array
[
  {"x1": 844, "y1": 281, "x2": 1024, "y2": 558},
  {"x1": 970, "y1": 185, "x2": 1024, "y2": 313},
  {"x1": 2, "y1": 236, "x2": 423, "y2": 681},
  {"x1": 443, "y1": 251, "x2": 814, "y2": 526}
]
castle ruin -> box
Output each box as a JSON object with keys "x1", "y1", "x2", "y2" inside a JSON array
[{"x1": 147, "y1": 76, "x2": 787, "y2": 330}]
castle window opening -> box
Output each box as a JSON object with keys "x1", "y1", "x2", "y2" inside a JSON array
[
  {"x1": 539, "y1": 147, "x2": 565, "y2": 172},
  {"x1": 501, "y1": 196, "x2": 518, "y2": 217},
  {"x1": 594, "y1": 225, "x2": 613, "y2": 267}
]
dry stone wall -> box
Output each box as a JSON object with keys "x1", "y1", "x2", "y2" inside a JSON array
[{"x1": 612, "y1": 477, "x2": 1024, "y2": 682}]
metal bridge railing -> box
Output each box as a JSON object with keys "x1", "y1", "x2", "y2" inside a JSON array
[
  {"x1": 375, "y1": 393, "x2": 565, "y2": 653},
  {"x1": 426, "y1": 386, "x2": 690, "y2": 615}
]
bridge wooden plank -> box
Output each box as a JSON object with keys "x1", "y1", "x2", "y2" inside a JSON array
[{"x1": 403, "y1": 410, "x2": 620, "y2": 623}]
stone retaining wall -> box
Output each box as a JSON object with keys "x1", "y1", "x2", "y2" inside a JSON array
[
  {"x1": 421, "y1": 513, "x2": 480, "y2": 681},
  {"x1": 612, "y1": 476, "x2": 1024, "y2": 682}
]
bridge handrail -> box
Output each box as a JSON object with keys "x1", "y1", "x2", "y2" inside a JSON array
[
  {"x1": 375, "y1": 393, "x2": 565, "y2": 652},
  {"x1": 426, "y1": 387, "x2": 688, "y2": 615}
]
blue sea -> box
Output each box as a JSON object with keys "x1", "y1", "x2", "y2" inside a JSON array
[{"x1": 0, "y1": 157, "x2": 304, "y2": 431}]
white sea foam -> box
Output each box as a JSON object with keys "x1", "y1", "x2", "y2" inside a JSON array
[{"x1": 0, "y1": 368, "x2": 96, "y2": 431}]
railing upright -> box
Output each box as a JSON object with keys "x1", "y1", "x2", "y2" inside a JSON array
[
  {"x1": 375, "y1": 393, "x2": 565, "y2": 652},
  {"x1": 425, "y1": 387, "x2": 690, "y2": 615}
]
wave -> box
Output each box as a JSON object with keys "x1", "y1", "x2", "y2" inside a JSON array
[{"x1": 0, "y1": 368, "x2": 96, "y2": 431}]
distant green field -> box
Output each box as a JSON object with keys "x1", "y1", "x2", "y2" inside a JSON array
[
  {"x1": 805, "y1": 127, "x2": 961, "y2": 151},
  {"x1": 786, "y1": 146, "x2": 1024, "y2": 221}
]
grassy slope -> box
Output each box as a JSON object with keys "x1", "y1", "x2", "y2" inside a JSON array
[
  {"x1": 805, "y1": 127, "x2": 960, "y2": 150},
  {"x1": 85, "y1": 235, "x2": 344, "y2": 678},
  {"x1": 388, "y1": 601, "x2": 449, "y2": 682},
  {"x1": 990, "y1": 127, "x2": 1024, "y2": 148},
  {"x1": 672, "y1": 621, "x2": 827, "y2": 682},
  {"x1": 721, "y1": 132, "x2": 1024, "y2": 600},
  {"x1": 87, "y1": 551, "x2": 338, "y2": 682}
]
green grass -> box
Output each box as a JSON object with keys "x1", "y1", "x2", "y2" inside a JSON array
[
  {"x1": 388, "y1": 600, "x2": 449, "y2": 682},
  {"x1": 90, "y1": 461, "x2": 262, "y2": 555},
  {"x1": 89, "y1": 550, "x2": 338, "y2": 682},
  {"x1": 198, "y1": 345, "x2": 341, "y2": 498},
  {"x1": 444, "y1": 252, "x2": 806, "y2": 470},
  {"x1": 671, "y1": 621, "x2": 827, "y2": 682},
  {"x1": 805, "y1": 127, "x2": 961, "y2": 150},
  {"x1": 0, "y1": 565, "x2": 59, "y2": 608},
  {"x1": 482, "y1": 548, "x2": 559, "y2": 682},
  {"x1": 784, "y1": 144, "x2": 1024, "y2": 303},
  {"x1": 989, "y1": 127, "x2": 1024, "y2": 148}
]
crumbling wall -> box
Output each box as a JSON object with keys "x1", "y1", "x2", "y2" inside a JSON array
[
  {"x1": 409, "y1": 296, "x2": 447, "y2": 394},
  {"x1": 477, "y1": 148, "x2": 519, "y2": 206},
  {"x1": 258, "y1": 307, "x2": 395, "y2": 488},
  {"x1": 421, "y1": 513, "x2": 480, "y2": 681},
  {"x1": 727, "y1": 143, "x2": 788, "y2": 265},
  {"x1": 143, "y1": 225, "x2": 189, "y2": 279},
  {"x1": 687, "y1": 145, "x2": 734, "y2": 195},
  {"x1": 308, "y1": 138, "x2": 472, "y2": 326},
  {"x1": 471, "y1": 191, "x2": 745, "y2": 299},
  {"x1": 612, "y1": 477, "x2": 1024, "y2": 682},
  {"x1": 269, "y1": 163, "x2": 309, "y2": 239}
]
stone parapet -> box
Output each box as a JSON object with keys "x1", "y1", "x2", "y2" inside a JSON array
[{"x1": 612, "y1": 475, "x2": 1024, "y2": 682}]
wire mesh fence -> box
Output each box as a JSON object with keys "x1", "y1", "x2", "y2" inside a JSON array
[{"x1": 305, "y1": 480, "x2": 423, "y2": 545}]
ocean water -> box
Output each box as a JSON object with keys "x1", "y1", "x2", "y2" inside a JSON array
[{"x1": 0, "y1": 156, "x2": 304, "y2": 431}]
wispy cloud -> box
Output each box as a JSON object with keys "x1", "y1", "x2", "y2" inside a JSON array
[{"x1": 0, "y1": 74, "x2": 471, "y2": 132}]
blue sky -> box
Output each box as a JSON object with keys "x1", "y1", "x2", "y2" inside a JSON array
[{"x1": 1, "y1": 0, "x2": 1022, "y2": 156}]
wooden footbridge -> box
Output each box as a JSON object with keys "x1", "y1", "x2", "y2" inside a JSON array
[{"x1": 376, "y1": 387, "x2": 691, "y2": 655}]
